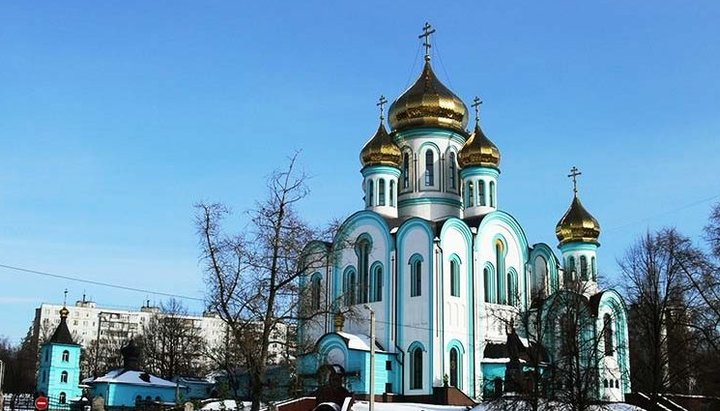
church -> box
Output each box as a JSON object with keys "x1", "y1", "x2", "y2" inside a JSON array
[{"x1": 297, "y1": 25, "x2": 630, "y2": 404}]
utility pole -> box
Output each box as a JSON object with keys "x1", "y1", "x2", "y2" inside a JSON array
[{"x1": 364, "y1": 305, "x2": 375, "y2": 411}]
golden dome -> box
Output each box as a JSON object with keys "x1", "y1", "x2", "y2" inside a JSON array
[
  {"x1": 555, "y1": 195, "x2": 601, "y2": 246},
  {"x1": 458, "y1": 121, "x2": 501, "y2": 169},
  {"x1": 360, "y1": 123, "x2": 402, "y2": 167},
  {"x1": 388, "y1": 61, "x2": 468, "y2": 133}
]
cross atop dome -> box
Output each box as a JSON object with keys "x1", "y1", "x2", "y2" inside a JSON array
[
  {"x1": 418, "y1": 22, "x2": 436, "y2": 62},
  {"x1": 471, "y1": 96, "x2": 483, "y2": 125},
  {"x1": 377, "y1": 95, "x2": 387, "y2": 122},
  {"x1": 568, "y1": 166, "x2": 582, "y2": 195}
]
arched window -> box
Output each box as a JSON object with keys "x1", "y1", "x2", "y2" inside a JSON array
[
  {"x1": 343, "y1": 268, "x2": 357, "y2": 306},
  {"x1": 62, "y1": 350, "x2": 70, "y2": 362},
  {"x1": 410, "y1": 345, "x2": 423, "y2": 389},
  {"x1": 567, "y1": 256, "x2": 576, "y2": 281},
  {"x1": 425, "y1": 150, "x2": 434, "y2": 186},
  {"x1": 484, "y1": 266, "x2": 494, "y2": 303},
  {"x1": 367, "y1": 180, "x2": 374, "y2": 207},
  {"x1": 59, "y1": 392, "x2": 66, "y2": 404},
  {"x1": 533, "y1": 256, "x2": 547, "y2": 299},
  {"x1": 507, "y1": 269, "x2": 518, "y2": 306},
  {"x1": 378, "y1": 179, "x2": 386, "y2": 206},
  {"x1": 410, "y1": 256, "x2": 422, "y2": 297},
  {"x1": 467, "y1": 181, "x2": 474, "y2": 207},
  {"x1": 449, "y1": 347, "x2": 460, "y2": 388},
  {"x1": 60, "y1": 371, "x2": 68, "y2": 383},
  {"x1": 478, "y1": 180, "x2": 486, "y2": 206},
  {"x1": 448, "y1": 152, "x2": 457, "y2": 189},
  {"x1": 135, "y1": 395, "x2": 142, "y2": 404},
  {"x1": 603, "y1": 379, "x2": 608, "y2": 388},
  {"x1": 604, "y1": 313, "x2": 614, "y2": 356},
  {"x1": 356, "y1": 239, "x2": 371, "y2": 304},
  {"x1": 389, "y1": 181, "x2": 395, "y2": 206},
  {"x1": 580, "y1": 255, "x2": 588, "y2": 280},
  {"x1": 310, "y1": 274, "x2": 321, "y2": 311},
  {"x1": 402, "y1": 153, "x2": 410, "y2": 189},
  {"x1": 372, "y1": 265, "x2": 383, "y2": 302},
  {"x1": 450, "y1": 259, "x2": 460, "y2": 297},
  {"x1": 489, "y1": 181, "x2": 496, "y2": 207},
  {"x1": 495, "y1": 240, "x2": 506, "y2": 304},
  {"x1": 591, "y1": 256, "x2": 597, "y2": 280}
]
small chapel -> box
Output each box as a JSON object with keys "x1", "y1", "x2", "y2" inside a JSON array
[{"x1": 298, "y1": 24, "x2": 630, "y2": 403}]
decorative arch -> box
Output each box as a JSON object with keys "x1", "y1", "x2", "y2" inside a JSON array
[
  {"x1": 409, "y1": 253, "x2": 424, "y2": 297},
  {"x1": 446, "y1": 339, "x2": 465, "y2": 389},
  {"x1": 342, "y1": 266, "x2": 357, "y2": 306},
  {"x1": 408, "y1": 341, "x2": 426, "y2": 390},
  {"x1": 484, "y1": 262, "x2": 496, "y2": 303},
  {"x1": 418, "y1": 142, "x2": 441, "y2": 189},
  {"x1": 369, "y1": 261, "x2": 383, "y2": 303},
  {"x1": 449, "y1": 254, "x2": 461, "y2": 297},
  {"x1": 492, "y1": 234, "x2": 508, "y2": 305},
  {"x1": 530, "y1": 243, "x2": 560, "y2": 295}
]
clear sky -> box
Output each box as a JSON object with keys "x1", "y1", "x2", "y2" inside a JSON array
[{"x1": 1, "y1": 1, "x2": 719, "y2": 343}]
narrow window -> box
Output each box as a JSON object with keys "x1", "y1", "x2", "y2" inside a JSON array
[
  {"x1": 373, "y1": 266, "x2": 383, "y2": 302},
  {"x1": 60, "y1": 371, "x2": 68, "y2": 383},
  {"x1": 489, "y1": 181, "x2": 496, "y2": 207},
  {"x1": 410, "y1": 346, "x2": 423, "y2": 389},
  {"x1": 604, "y1": 314, "x2": 614, "y2": 356},
  {"x1": 496, "y1": 241, "x2": 506, "y2": 304},
  {"x1": 378, "y1": 179, "x2": 386, "y2": 206},
  {"x1": 484, "y1": 267, "x2": 493, "y2": 303},
  {"x1": 580, "y1": 256, "x2": 588, "y2": 280},
  {"x1": 604, "y1": 379, "x2": 608, "y2": 388},
  {"x1": 367, "y1": 180, "x2": 374, "y2": 207},
  {"x1": 411, "y1": 258, "x2": 422, "y2": 297},
  {"x1": 389, "y1": 181, "x2": 395, "y2": 206},
  {"x1": 62, "y1": 350, "x2": 69, "y2": 362},
  {"x1": 425, "y1": 150, "x2": 434, "y2": 186},
  {"x1": 59, "y1": 393, "x2": 66, "y2": 404},
  {"x1": 591, "y1": 256, "x2": 597, "y2": 280},
  {"x1": 467, "y1": 181, "x2": 474, "y2": 207},
  {"x1": 310, "y1": 275, "x2": 321, "y2": 311},
  {"x1": 386, "y1": 360, "x2": 392, "y2": 371},
  {"x1": 449, "y1": 152, "x2": 457, "y2": 189},
  {"x1": 344, "y1": 269, "x2": 357, "y2": 306},
  {"x1": 402, "y1": 153, "x2": 410, "y2": 189},
  {"x1": 450, "y1": 260, "x2": 460, "y2": 297},
  {"x1": 450, "y1": 347, "x2": 460, "y2": 388},
  {"x1": 478, "y1": 180, "x2": 486, "y2": 206},
  {"x1": 567, "y1": 256, "x2": 576, "y2": 281},
  {"x1": 507, "y1": 270, "x2": 517, "y2": 306},
  {"x1": 357, "y1": 240, "x2": 370, "y2": 304}
]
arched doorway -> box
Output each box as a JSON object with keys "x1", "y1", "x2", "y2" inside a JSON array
[{"x1": 449, "y1": 347, "x2": 461, "y2": 388}]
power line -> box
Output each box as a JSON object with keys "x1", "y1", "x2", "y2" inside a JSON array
[
  {"x1": 0, "y1": 263, "x2": 204, "y2": 302},
  {"x1": 605, "y1": 192, "x2": 720, "y2": 233}
]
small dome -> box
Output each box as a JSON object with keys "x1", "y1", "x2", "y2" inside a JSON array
[
  {"x1": 360, "y1": 123, "x2": 402, "y2": 167},
  {"x1": 59, "y1": 306, "x2": 70, "y2": 318},
  {"x1": 458, "y1": 121, "x2": 501, "y2": 169},
  {"x1": 388, "y1": 61, "x2": 468, "y2": 133},
  {"x1": 556, "y1": 195, "x2": 601, "y2": 246}
]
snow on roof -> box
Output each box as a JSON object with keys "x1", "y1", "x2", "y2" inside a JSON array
[
  {"x1": 336, "y1": 332, "x2": 385, "y2": 352},
  {"x1": 91, "y1": 369, "x2": 182, "y2": 388},
  {"x1": 352, "y1": 401, "x2": 468, "y2": 411}
]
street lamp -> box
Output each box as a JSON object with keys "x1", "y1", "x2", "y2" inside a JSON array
[{"x1": 363, "y1": 305, "x2": 375, "y2": 411}]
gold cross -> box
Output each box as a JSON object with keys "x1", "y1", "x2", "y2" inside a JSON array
[
  {"x1": 471, "y1": 96, "x2": 483, "y2": 125},
  {"x1": 568, "y1": 166, "x2": 582, "y2": 195},
  {"x1": 418, "y1": 22, "x2": 436, "y2": 61},
  {"x1": 377, "y1": 95, "x2": 388, "y2": 121}
]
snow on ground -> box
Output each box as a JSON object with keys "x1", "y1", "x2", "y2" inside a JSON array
[
  {"x1": 200, "y1": 399, "x2": 255, "y2": 410},
  {"x1": 352, "y1": 400, "x2": 645, "y2": 411},
  {"x1": 352, "y1": 402, "x2": 469, "y2": 411}
]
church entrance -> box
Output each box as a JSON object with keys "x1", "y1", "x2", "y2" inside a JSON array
[{"x1": 449, "y1": 347, "x2": 461, "y2": 388}]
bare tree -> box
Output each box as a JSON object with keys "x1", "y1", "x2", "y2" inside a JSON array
[
  {"x1": 196, "y1": 153, "x2": 323, "y2": 411},
  {"x1": 138, "y1": 299, "x2": 208, "y2": 379},
  {"x1": 620, "y1": 229, "x2": 701, "y2": 398}
]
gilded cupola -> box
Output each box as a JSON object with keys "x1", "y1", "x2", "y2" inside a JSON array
[
  {"x1": 458, "y1": 97, "x2": 501, "y2": 169},
  {"x1": 360, "y1": 122, "x2": 402, "y2": 167},
  {"x1": 556, "y1": 168, "x2": 601, "y2": 246},
  {"x1": 388, "y1": 60, "x2": 469, "y2": 133}
]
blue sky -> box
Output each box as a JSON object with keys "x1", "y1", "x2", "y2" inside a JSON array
[{"x1": 1, "y1": 1, "x2": 719, "y2": 342}]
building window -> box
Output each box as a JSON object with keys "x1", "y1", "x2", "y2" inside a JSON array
[
  {"x1": 356, "y1": 238, "x2": 371, "y2": 304},
  {"x1": 389, "y1": 181, "x2": 395, "y2": 206},
  {"x1": 495, "y1": 240, "x2": 506, "y2": 304},
  {"x1": 478, "y1": 180, "x2": 486, "y2": 206},
  {"x1": 450, "y1": 259, "x2": 460, "y2": 297},
  {"x1": 449, "y1": 347, "x2": 461, "y2": 388},
  {"x1": 489, "y1": 181, "x2": 496, "y2": 207},
  {"x1": 580, "y1": 255, "x2": 588, "y2": 280},
  {"x1": 507, "y1": 269, "x2": 518, "y2": 306},
  {"x1": 467, "y1": 181, "x2": 474, "y2": 207},
  {"x1": 604, "y1": 379, "x2": 608, "y2": 388},
  {"x1": 386, "y1": 360, "x2": 392, "y2": 371},
  {"x1": 59, "y1": 393, "x2": 66, "y2": 404},
  {"x1": 310, "y1": 274, "x2": 321, "y2": 311},
  {"x1": 402, "y1": 153, "x2": 410, "y2": 189},
  {"x1": 425, "y1": 150, "x2": 434, "y2": 186},
  {"x1": 448, "y1": 152, "x2": 457, "y2": 189},
  {"x1": 62, "y1": 350, "x2": 70, "y2": 362},
  {"x1": 410, "y1": 345, "x2": 423, "y2": 389},
  {"x1": 367, "y1": 180, "x2": 374, "y2": 207},
  {"x1": 604, "y1": 313, "x2": 614, "y2": 356},
  {"x1": 45, "y1": 349, "x2": 49, "y2": 362},
  {"x1": 60, "y1": 371, "x2": 68, "y2": 383},
  {"x1": 484, "y1": 266, "x2": 494, "y2": 303},
  {"x1": 410, "y1": 256, "x2": 422, "y2": 297},
  {"x1": 591, "y1": 256, "x2": 597, "y2": 280},
  {"x1": 378, "y1": 179, "x2": 386, "y2": 206},
  {"x1": 372, "y1": 265, "x2": 383, "y2": 303},
  {"x1": 343, "y1": 268, "x2": 357, "y2": 306},
  {"x1": 567, "y1": 256, "x2": 576, "y2": 281}
]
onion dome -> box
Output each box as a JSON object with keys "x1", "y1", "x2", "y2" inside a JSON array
[
  {"x1": 458, "y1": 120, "x2": 501, "y2": 169},
  {"x1": 360, "y1": 123, "x2": 402, "y2": 167},
  {"x1": 59, "y1": 306, "x2": 70, "y2": 318},
  {"x1": 555, "y1": 195, "x2": 601, "y2": 246},
  {"x1": 388, "y1": 61, "x2": 468, "y2": 133}
]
